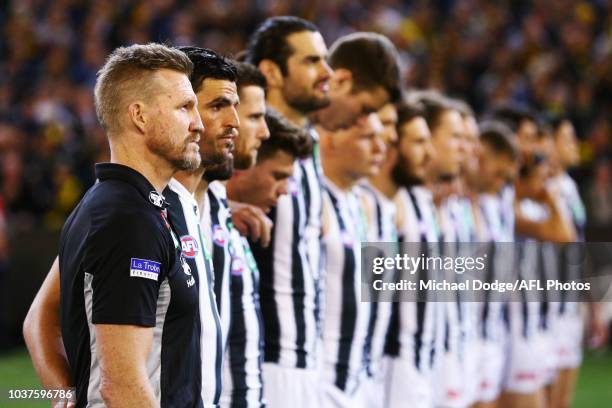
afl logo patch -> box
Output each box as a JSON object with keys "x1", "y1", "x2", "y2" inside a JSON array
[
  {"x1": 180, "y1": 235, "x2": 199, "y2": 258},
  {"x1": 212, "y1": 224, "x2": 226, "y2": 246}
]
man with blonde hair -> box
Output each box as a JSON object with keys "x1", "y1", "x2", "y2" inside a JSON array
[{"x1": 24, "y1": 43, "x2": 206, "y2": 408}]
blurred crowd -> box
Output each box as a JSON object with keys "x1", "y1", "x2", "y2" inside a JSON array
[{"x1": 0, "y1": 0, "x2": 611, "y2": 242}]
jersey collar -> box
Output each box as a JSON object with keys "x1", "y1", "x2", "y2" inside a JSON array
[{"x1": 95, "y1": 163, "x2": 169, "y2": 209}]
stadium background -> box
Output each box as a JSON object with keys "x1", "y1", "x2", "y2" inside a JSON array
[{"x1": 0, "y1": 0, "x2": 611, "y2": 405}]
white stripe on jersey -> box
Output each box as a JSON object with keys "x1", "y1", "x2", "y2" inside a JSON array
[
  {"x1": 390, "y1": 186, "x2": 441, "y2": 370},
  {"x1": 321, "y1": 180, "x2": 371, "y2": 393},
  {"x1": 396, "y1": 187, "x2": 441, "y2": 242},
  {"x1": 168, "y1": 179, "x2": 223, "y2": 406},
  {"x1": 207, "y1": 181, "x2": 264, "y2": 407},
  {"x1": 304, "y1": 128, "x2": 324, "y2": 298},
  {"x1": 477, "y1": 193, "x2": 513, "y2": 342},
  {"x1": 550, "y1": 173, "x2": 585, "y2": 309},
  {"x1": 479, "y1": 194, "x2": 509, "y2": 242},
  {"x1": 441, "y1": 196, "x2": 478, "y2": 339},
  {"x1": 551, "y1": 173, "x2": 586, "y2": 237},
  {"x1": 356, "y1": 182, "x2": 396, "y2": 377},
  {"x1": 220, "y1": 236, "x2": 265, "y2": 406},
  {"x1": 516, "y1": 199, "x2": 556, "y2": 338},
  {"x1": 500, "y1": 185, "x2": 516, "y2": 240},
  {"x1": 359, "y1": 182, "x2": 398, "y2": 243},
  {"x1": 202, "y1": 181, "x2": 233, "y2": 345}
]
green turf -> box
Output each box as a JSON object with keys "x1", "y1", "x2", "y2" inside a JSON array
[
  {"x1": 0, "y1": 348, "x2": 47, "y2": 407},
  {"x1": 574, "y1": 351, "x2": 612, "y2": 407},
  {"x1": 0, "y1": 347, "x2": 611, "y2": 406}
]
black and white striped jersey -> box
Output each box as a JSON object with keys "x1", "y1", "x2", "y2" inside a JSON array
[
  {"x1": 167, "y1": 179, "x2": 224, "y2": 407},
  {"x1": 551, "y1": 173, "x2": 586, "y2": 311},
  {"x1": 358, "y1": 181, "x2": 398, "y2": 244},
  {"x1": 479, "y1": 193, "x2": 514, "y2": 242},
  {"x1": 552, "y1": 173, "x2": 586, "y2": 240},
  {"x1": 249, "y1": 128, "x2": 323, "y2": 369},
  {"x1": 500, "y1": 185, "x2": 516, "y2": 241},
  {"x1": 321, "y1": 179, "x2": 371, "y2": 393},
  {"x1": 357, "y1": 181, "x2": 396, "y2": 377},
  {"x1": 477, "y1": 193, "x2": 514, "y2": 341},
  {"x1": 202, "y1": 181, "x2": 233, "y2": 345},
  {"x1": 386, "y1": 186, "x2": 442, "y2": 372},
  {"x1": 439, "y1": 195, "x2": 479, "y2": 359},
  {"x1": 443, "y1": 196, "x2": 477, "y2": 242},
  {"x1": 204, "y1": 181, "x2": 265, "y2": 408},
  {"x1": 515, "y1": 199, "x2": 557, "y2": 338}
]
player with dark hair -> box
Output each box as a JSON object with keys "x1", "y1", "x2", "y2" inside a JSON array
[
  {"x1": 369, "y1": 99, "x2": 440, "y2": 407},
  {"x1": 313, "y1": 32, "x2": 402, "y2": 131},
  {"x1": 246, "y1": 16, "x2": 331, "y2": 126},
  {"x1": 488, "y1": 104, "x2": 539, "y2": 157},
  {"x1": 445, "y1": 97, "x2": 482, "y2": 407},
  {"x1": 407, "y1": 92, "x2": 466, "y2": 408},
  {"x1": 246, "y1": 17, "x2": 401, "y2": 406},
  {"x1": 318, "y1": 112, "x2": 385, "y2": 406},
  {"x1": 497, "y1": 111, "x2": 575, "y2": 408},
  {"x1": 247, "y1": 20, "x2": 332, "y2": 403},
  {"x1": 546, "y1": 117, "x2": 605, "y2": 408},
  {"x1": 232, "y1": 61, "x2": 269, "y2": 170},
  {"x1": 179, "y1": 46, "x2": 239, "y2": 183},
  {"x1": 357, "y1": 102, "x2": 399, "y2": 408},
  {"x1": 470, "y1": 121, "x2": 519, "y2": 408},
  {"x1": 173, "y1": 46, "x2": 242, "y2": 408}
]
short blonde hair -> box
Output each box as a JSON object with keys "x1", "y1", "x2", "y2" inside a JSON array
[{"x1": 94, "y1": 43, "x2": 192, "y2": 133}]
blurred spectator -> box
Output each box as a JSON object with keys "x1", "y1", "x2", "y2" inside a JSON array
[
  {"x1": 0, "y1": 194, "x2": 7, "y2": 347},
  {"x1": 587, "y1": 159, "x2": 612, "y2": 227},
  {"x1": 0, "y1": 0, "x2": 610, "y2": 242}
]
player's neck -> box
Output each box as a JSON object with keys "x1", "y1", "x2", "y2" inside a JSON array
[
  {"x1": 323, "y1": 164, "x2": 356, "y2": 192},
  {"x1": 226, "y1": 170, "x2": 245, "y2": 202},
  {"x1": 330, "y1": 175, "x2": 355, "y2": 192},
  {"x1": 194, "y1": 177, "x2": 210, "y2": 215},
  {"x1": 109, "y1": 135, "x2": 173, "y2": 193},
  {"x1": 369, "y1": 169, "x2": 398, "y2": 199},
  {"x1": 267, "y1": 91, "x2": 308, "y2": 128},
  {"x1": 174, "y1": 167, "x2": 206, "y2": 195},
  {"x1": 552, "y1": 164, "x2": 566, "y2": 177}
]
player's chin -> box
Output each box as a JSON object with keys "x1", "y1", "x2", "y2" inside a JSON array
[
  {"x1": 178, "y1": 152, "x2": 202, "y2": 171},
  {"x1": 414, "y1": 168, "x2": 427, "y2": 181},
  {"x1": 186, "y1": 142, "x2": 200, "y2": 153},
  {"x1": 311, "y1": 93, "x2": 331, "y2": 107},
  {"x1": 367, "y1": 163, "x2": 381, "y2": 175}
]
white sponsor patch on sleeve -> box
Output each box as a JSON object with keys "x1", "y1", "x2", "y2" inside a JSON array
[{"x1": 130, "y1": 258, "x2": 161, "y2": 281}]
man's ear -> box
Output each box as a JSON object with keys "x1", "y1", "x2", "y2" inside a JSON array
[
  {"x1": 127, "y1": 102, "x2": 147, "y2": 134},
  {"x1": 330, "y1": 68, "x2": 353, "y2": 95},
  {"x1": 258, "y1": 59, "x2": 284, "y2": 89}
]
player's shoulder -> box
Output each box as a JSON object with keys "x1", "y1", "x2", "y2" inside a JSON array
[
  {"x1": 85, "y1": 181, "x2": 168, "y2": 238},
  {"x1": 208, "y1": 180, "x2": 227, "y2": 200}
]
